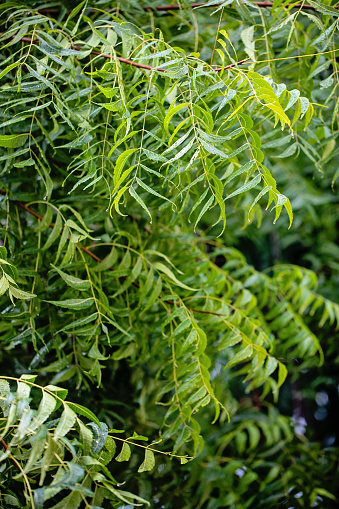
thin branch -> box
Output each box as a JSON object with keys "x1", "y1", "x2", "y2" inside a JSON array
[
  {"x1": 163, "y1": 301, "x2": 226, "y2": 316},
  {"x1": 110, "y1": 434, "x2": 193, "y2": 459},
  {"x1": 37, "y1": 2, "x2": 336, "y2": 14},
  {"x1": 0, "y1": 190, "x2": 227, "y2": 317},
  {"x1": 142, "y1": 2, "x2": 324, "y2": 12},
  {"x1": 16, "y1": 36, "x2": 249, "y2": 73},
  {"x1": 145, "y1": 2, "x2": 212, "y2": 10},
  {"x1": 0, "y1": 189, "x2": 106, "y2": 267},
  {"x1": 1, "y1": 437, "x2": 23, "y2": 472}
]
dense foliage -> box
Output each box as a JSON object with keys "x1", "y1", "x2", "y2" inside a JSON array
[{"x1": 0, "y1": 0, "x2": 338, "y2": 507}]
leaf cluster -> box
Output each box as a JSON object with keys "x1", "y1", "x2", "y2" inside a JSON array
[{"x1": 0, "y1": 0, "x2": 338, "y2": 507}]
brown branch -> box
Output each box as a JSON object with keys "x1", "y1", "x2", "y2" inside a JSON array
[
  {"x1": 16, "y1": 36, "x2": 248, "y2": 73},
  {"x1": 0, "y1": 190, "x2": 228, "y2": 317},
  {"x1": 0, "y1": 189, "x2": 111, "y2": 268},
  {"x1": 1, "y1": 437, "x2": 22, "y2": 472},
  {"x1": 37, "y1": 2, "x2": 336, "y2": 14},
  {"x1": 166, "y1": 303, "x2": 226, "y2": 316},
  {"x1": 73, "y1": 44, "x2": 166, "y2": 72},
  {"x1": 19, "y1": 36, "x2": 168, "y2": 72},
  {"x1": 145, "y1": 2, "x2": 211, "y2": 10},
  {"x1": 142, "y1": 2, "x2": 322, "y2": 12}
]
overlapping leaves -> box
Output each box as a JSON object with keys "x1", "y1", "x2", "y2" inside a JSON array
[{"x1": 0, "y1": 0, "x2": 338, "y2": 507}]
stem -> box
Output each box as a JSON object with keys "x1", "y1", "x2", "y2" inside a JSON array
[
  {"x1": 0, "y1": 437, "x2": 35, "y2": 507},
  {"x1": 0, "y1": 438, "x2": 22, "y2": 472},
  {"x1": 0, "y1": 189, "x2": 225, "y2": 317},
  {"x1": 38, "y1": 2, "x2": 333, "y2": 14},
  {"x1": 141, "y1": 2, "x2": 323, "y2": 12},
  {"x1": 14, "y1": 36, "x2": 249, "y2": 73},
  {"x1": 111, "y1": 435, "x2": 193, "y2": 460}
]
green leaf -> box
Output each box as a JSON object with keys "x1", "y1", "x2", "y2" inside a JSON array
[
  {"x1": 138, "y1": 449, "x2": 155, "y2": 472},
  {"x1": 285, "y1": 89, "x2": 300, "y2": 111},
  {"x1": 0, "y1": 134, "x2": 28, "y2": 148},
  {"x1": 45, "y1": 385, "x2": 68, "y2": 403},
  {"x1": 166, "y1": 138, "x2": 195, "y2": 164},
  {"x1": 248, "y1": 424, "x2": 261, "y2": 450},
  {"x1": 194, "y1": 195, "x2": 214, "y2": 230},
  {"x1": 312, "y1": 488, "x2": 337, "y2": 502},
  {"x1": 113, "y1": 148, "x2": 138, "y2": 188},
  {"x1": 48, "y1": 490, "x2": 82, "y2": 509},
  {"x1": 67, "y1": 402, "x2": 100, "y2": 425},
  {"x1": 139, "y1": 48, "x2": 173, "y2": 60},
  {"x1": 78, "y1": 420, "x2": 93, "y2": 456},
  {"x1": 9, "y1": 286, "x2": 36, "y2": 300},
  {"x1": 277, "y1": 362, "x2": 288, "y2": 389},
  {"x1": 153, "y1": 262, "x2": 198, "y2": 291},
  {"x1": 225, "y1": 174, "x2": 261, "y2": 200},
  {"x1": 113, "y1": 256, "x2": 142, "y2": 297},
  {"x1": 32, "y1": 391, "x2": 57, "y2": 430},
  {"x1": 129, "y1": 186, "x2": 152, "y2": 222},
  {"x1": 248, "y1": 185, "x2": 271, "y2": 218},
  {"x1": 200, "y1": 139, "x2": 230, "y2": 159},
  {"x1": 54, "y1": 405, "x2": 77, "y2": 438},
  {"x1": 143, "y1": 275, "x2": 162, "y2": 310},
  {"x1": 19, "y1": 436, "x2": 46, "y2": 476},
  {"x1": 26, "y1": 64, "x2": 58, "y2": 94},
  {"x1": 0, "y1": 275, "x2": 9, "y2": 296},
  {"x1": 306, "y1": 0, "x2": 339, "y2": 17},
  {"x1": 58, "y1": 313, "x2": 98, "y2": 332},
  {"x1": 226, "y1": 345, "x2": 253, "y2": 368},
  {"x1": 0, "y1": 61, "x2": 21, "y2": 80},
  {"x1": 111, "y1": 342, "x2": 135, "y2": 360},
  {"x1": 13, "y1": 157, "x2": 35, "y2": 168},
  {"x1": 241, "y1": 25, "x2": 255, "y2": 61},
  {"x1": 92, "y1": 247, "x2": 118, "y2": 272},
  {"x1": 267, "y1": 13, "x2": 296, "y2": 35},
  {"x1": 50, "y1": 264, "x2": 90, "y2": 291},
  {"x1": 273, "y1": 143, "x2": 297, "y2": 159},
  {"x1": 164, "y1": 128, "x2": 193, "y2": 153},
  {"x1": 102, "y1": 483, "x2": 150, "y2": 506},
  {"x1": 43, "y1": 213, "x2": 63, "y2": 250},
  {"x1": 136, "y1": 178, "x2": 175, "y2": 207},
  {"x1": 45, "y1": 298, "x2": 94, "y2": 310},
  {"x1": 247, "y1": 71, "x2": 290, "y2": 128},
  {"x1": 115, "y1": 442, "x2": 131, "y2": 462},
  {"x1": 164, "y1": 102, "x2": 188, "y2": 136},
  {"x1": 67, "y1": 0, "x2": 86, "y2": 21}
]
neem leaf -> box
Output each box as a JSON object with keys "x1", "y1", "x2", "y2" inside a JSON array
[
  {"x1": 9, "y1": 286, "x2": 36, "y2": 300},
  {"x1": 225, "y1": 174, "x2": 261, "y2": 200},
  {"x1": 44, "y1": 298, "x2": 94, "y2": 309},
  {"x1": 138, "y1": 449, "x2": 155, "y2": 472},
  {"x1": 115, "y1": 442, "x2": 131, "y2": 462},
  {"x1": 0, "y1": 276, "x2": 9, "y2": 296},
  {"x1": 92, "y1": 247, "x2": 118, "y2": 272},
  {"x1": 153, "y1": 262, "x2": 198, "y2": 291},
  {"x1": 32, "y1": 391, "x2": 57, "y2": 430},
  {"x1": 54, "y1": 405, "x2": 77, "y2": 438},
  {"x1": 0, "y1": 134, "x2": 28, "y2": 148},
  {"x1": 129, "y1": 186, "x2": 152, "y2": 222},
  {"x1": 66, "y1": 402, "x2": 100, "y2": 425},
  {"x1": 226, "y1": 345, "x2": 253, "y2": 368},
  {"x1": 50, "y1": 264, "x2": 90, "y2": 291}
]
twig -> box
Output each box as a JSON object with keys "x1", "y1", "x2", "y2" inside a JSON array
[
  {"x1": 0, "y1": 189, "x2": 109, "y2": 267},
  {"x1": 0, "y1": 190, "x2": 228, "y2": 317},
  {"x1": 16, "y1": 36, "x2": 249, "y2": 73},
  {"x1": 0, "y1": 437, "x2": 23, "y2": 472},
  {"x1": 37, "y1": 2, "x2": 335, "y2": 14},
  {"x1": 142, "y1": 2, "x2": 323, "y2": 12}
]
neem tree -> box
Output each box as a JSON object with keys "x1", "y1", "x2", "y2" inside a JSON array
[{"x1": 0, "y1": 0, "x2": 338, "y2": 507}]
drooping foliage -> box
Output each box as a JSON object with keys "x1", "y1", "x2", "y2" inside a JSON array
[{"x1": 0, "y1": 0, "x2": 338, "y2": 507}]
